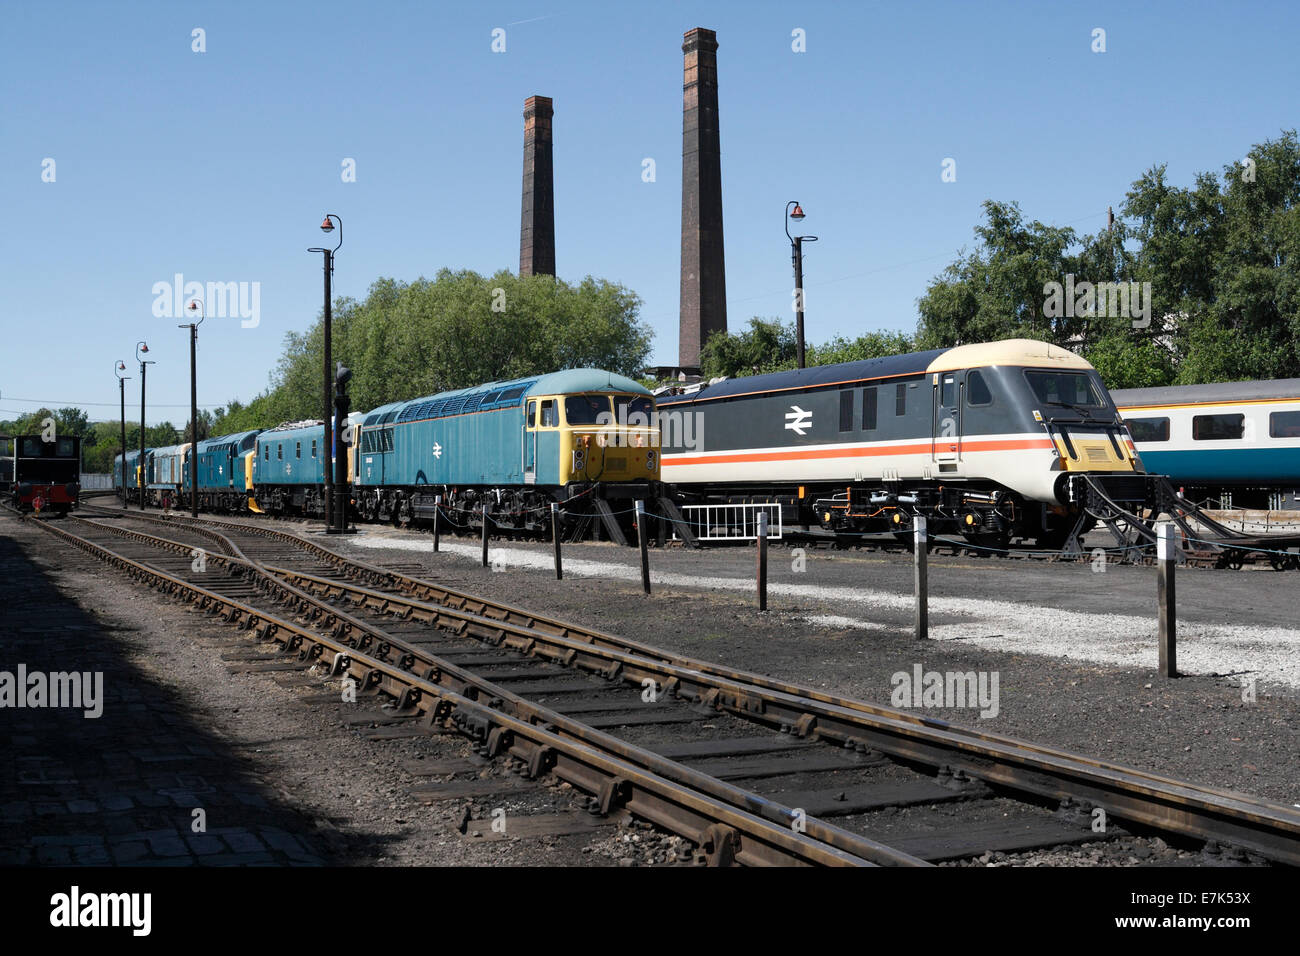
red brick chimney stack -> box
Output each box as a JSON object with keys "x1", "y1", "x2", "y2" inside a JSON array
[
  {"x1": 520, "y1": 95, "x2": 556, "y2": 276},
  {"x1": 679, "y1": 28, "x2": 727, "y2": 369}
]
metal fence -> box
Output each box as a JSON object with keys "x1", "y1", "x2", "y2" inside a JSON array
[
  {"x1": 678, "y1": 502, "x2": 782, "y2": 542},
  {"x1": 79, "y1": 473, "x2": 114, "y2": 490}
]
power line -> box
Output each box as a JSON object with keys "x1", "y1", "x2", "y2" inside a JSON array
[{"x1": 0, "y1": 396, "x2": 227, "y2": 409}]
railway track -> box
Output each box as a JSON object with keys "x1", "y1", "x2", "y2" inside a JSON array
[{"x1": 20, "y1": 502, "x2": 1300, "y2": 866}]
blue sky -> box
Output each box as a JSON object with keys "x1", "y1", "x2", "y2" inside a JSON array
[{"x1": 2, "y1": 0, "x2": 1297, "y2": 424}]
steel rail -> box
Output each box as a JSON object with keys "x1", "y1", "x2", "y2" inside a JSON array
[
  {"x1": 91, "y1": 512, "x2": 1294, "y2": 794},
  {"x1": 79, "y1": 506, "x2": 1300, "y2": 865},
  {"x1": 20, "y1": 508, "x2": 921, "y2": 866}
]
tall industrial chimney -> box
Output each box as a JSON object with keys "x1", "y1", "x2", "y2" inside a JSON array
[
  {"x1": 679, "y1": 27, "x2": 726, "y2": 369},
  {"x1": 520, "y1": 95, "x2": 555, "y2": 276}
]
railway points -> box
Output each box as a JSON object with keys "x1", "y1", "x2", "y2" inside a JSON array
[{"x1": 7, "y1": 502, "x2": 1298, "y2": 868}]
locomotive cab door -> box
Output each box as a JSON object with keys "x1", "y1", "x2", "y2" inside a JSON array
[
  {"x1": 931, "y1": 371, "x2": 963, "y2": 471},
  {"x1": 524, "y1": 400, "x2": 538, "y2": 484}
]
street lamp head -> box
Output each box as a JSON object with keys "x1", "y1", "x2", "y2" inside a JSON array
[
  {"x1": 117, "y1": 361, "x2": 125, "y2": 370},
  {"x1": 790, "y1": 204, "x2": 805, "y2": 221},
  {"x1": 320, "y1": 217, "x2": 335, "y2": 233}
]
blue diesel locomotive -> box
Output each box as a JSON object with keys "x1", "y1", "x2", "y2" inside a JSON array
[{"x1": 351, "y1": 369, "x2": 659, "y2": 532}]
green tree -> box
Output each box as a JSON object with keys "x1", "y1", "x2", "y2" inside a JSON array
[
  {"x1": 699, "y1": 318, "x2": 798, "y2": 378},
  {"x1": 213, "y1": 270, "x2": 652, "y2": 431}
]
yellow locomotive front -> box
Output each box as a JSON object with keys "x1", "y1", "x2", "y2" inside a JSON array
[{"x1": 539, "y1": 392, "x2": 661, "y2": 484}]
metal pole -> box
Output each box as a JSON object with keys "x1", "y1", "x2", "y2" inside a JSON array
[
  {"x1": 189, "y1": 324, "x2": 199, "y2": 517},
  {"x1": 481, "y1": 502, "x2": 490, "y2": 568},
  {"x1": 637, "y1": 499, "x2": 651, "y2": 595},
  {"x1": 914, "y1": 515, "x2": 928, "y2": 640},
  {"x1": 139, "y1": 362, "x2": 147, "y2": 510},
  {"x1": 1158, "y1": 523, "x2": 1177, "y2": 678},
  {"x1": 322, "y1": 249, "x2": 333, "y2": 529},
  {"x1": 119, "y1": 377, "x2": 127, "y2": 503},
  {"x1": 432, "y1": 494, "x2": 441, "y2": 552},
  {"x1": 756, "y1": 510, "x2": 768, "y2": 610},
  {"x1": 552, "y1": 501, "x2": 563, "y2": 580},
  {"x1": 793, "y1": 236, "x2": 806, "y2": 369}
]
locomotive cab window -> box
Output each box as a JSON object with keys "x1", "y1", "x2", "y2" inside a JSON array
[
  {"x1": 1125, "y1": 417, "x2": 1170, "y2": 442},
  {"x1": 1192, "y1": 414, "x2": 1245, "y2": 441},
  {"x1": 277, "y1": 444, "x2": 283, "y2": 460},
  {"x1": 1024, "y1": 370, "x2": 1103, "y2": 408},
  {"x1": 939, "y1": 375, "x2": 956, "y2": 408},
  {"x1": 526, "y1": 400, "x2": 537, "y2": 427},
  {"x1": 1269, "y1": 411, "x2": 1300, "y2": 438},
  {"x1": 839, "y1": 389, "x2": 854, "y2": 432},
  {"x1": 564, "y1": 395, "x2": 609, "y2": 425},
  {"x1": 966, "y1": 370, "x2": 993, "y2": 406},
  {"x1": 264, "y1": 446, "x2": 269, "y2": 461},
  {"x1": 540, "y1": 400, "x2": 558, "y2": 427},
  {"x1": 615, "y1": 395, "x2": 654, "y2": 423},
  {"x1": 295, "y1": 442, "x2": 301, "y2": 459}
]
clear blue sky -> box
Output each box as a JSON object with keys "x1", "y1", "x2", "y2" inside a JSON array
[{"x1": 2, "y1": 0, "x2": 1297, "y2": 425}]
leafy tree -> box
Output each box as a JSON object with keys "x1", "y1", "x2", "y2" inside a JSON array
[
  {"x1": 211, "y1": 270, "x2": 651, "y2": 431},
  {"x1": 700, "y1": 318, "x2": 797, "y2": 378},
  {"x1": 917, "y1": 131, "x2": 1300, "y2": 386}
]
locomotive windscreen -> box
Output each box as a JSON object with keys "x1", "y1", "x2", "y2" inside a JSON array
[{"x1": 1024, "y1": 371, "x2": 1104, "y2": 408}]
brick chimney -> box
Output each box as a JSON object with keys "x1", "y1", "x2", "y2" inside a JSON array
[
  {"x1": 679, "y1": 28, "x2": 726, "y2": 369},
  {"x1": 520, "y1": 95, "x2": 555, "y2": 276}
]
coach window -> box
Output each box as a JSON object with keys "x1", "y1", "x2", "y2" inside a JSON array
[
  {"x1": 311, "y1": 439, "x2": 318, "y2": 458},
  {"x1": 839, "y1": 389, "x2": 854, "y2": 432},
  {"x1": 296, "y1": 441, "x2": 301, "y2": 459},
  {"x1": 966, "y1": 370, "x2": 993, "y2": 406},
  {"x1": 277, "y1": 444, "x2": 283, "y2": 460},
  {"x1": 1125, "y1": 417, "x2": 1169, "y2": 442},
  {"x1": 1192, "y1": 414, "x2": 1244, "y2": 441},
  {"x1": 895, "y1": 383, "x2": 906, "y2": 416},
  {"x1": 862, "y1": 386, "x2": 878, "y2": 430},
  {"x1": 1269, "y1": 411, "x2": 1300, "y2": 438}
]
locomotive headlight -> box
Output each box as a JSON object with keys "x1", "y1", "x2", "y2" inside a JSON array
[
  {"x1": 645, "y1": 450, "x2": 657, "y2": 469},
  {"x1": 572, "y1": 449, "x2": 586, "y2": 471}
]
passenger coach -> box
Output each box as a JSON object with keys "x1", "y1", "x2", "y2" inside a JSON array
[{"x1": 1113, "y1": 379, "x2": 1300, "y2": 510}]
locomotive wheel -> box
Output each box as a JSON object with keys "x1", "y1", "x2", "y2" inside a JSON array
[
  {"x1": 1217, "y1": 551, "x2": 1246, "y2": 571},
  {"x1": 962, "y1": 531, "x2": 1011, "y2": 554},
  {"x1": 1268, "y1": 552, "x2": 1297, "y2": 571}
]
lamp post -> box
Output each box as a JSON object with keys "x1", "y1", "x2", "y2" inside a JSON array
[
  {"x1": 785, "y1": 201, "x2": 818, "y2": 369},
  {"x1": 181, "y1": 300, "x2": 205, "y2": 517},
  {"x1": 136, "y1": 341, "x2": 155, "y2": 510},
  {"x1": 309, "y1": 214, "x2": 342, "y2": 530},
  {"x1": 114, "y1": 360, "x2": 130, "y2": 502}
]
